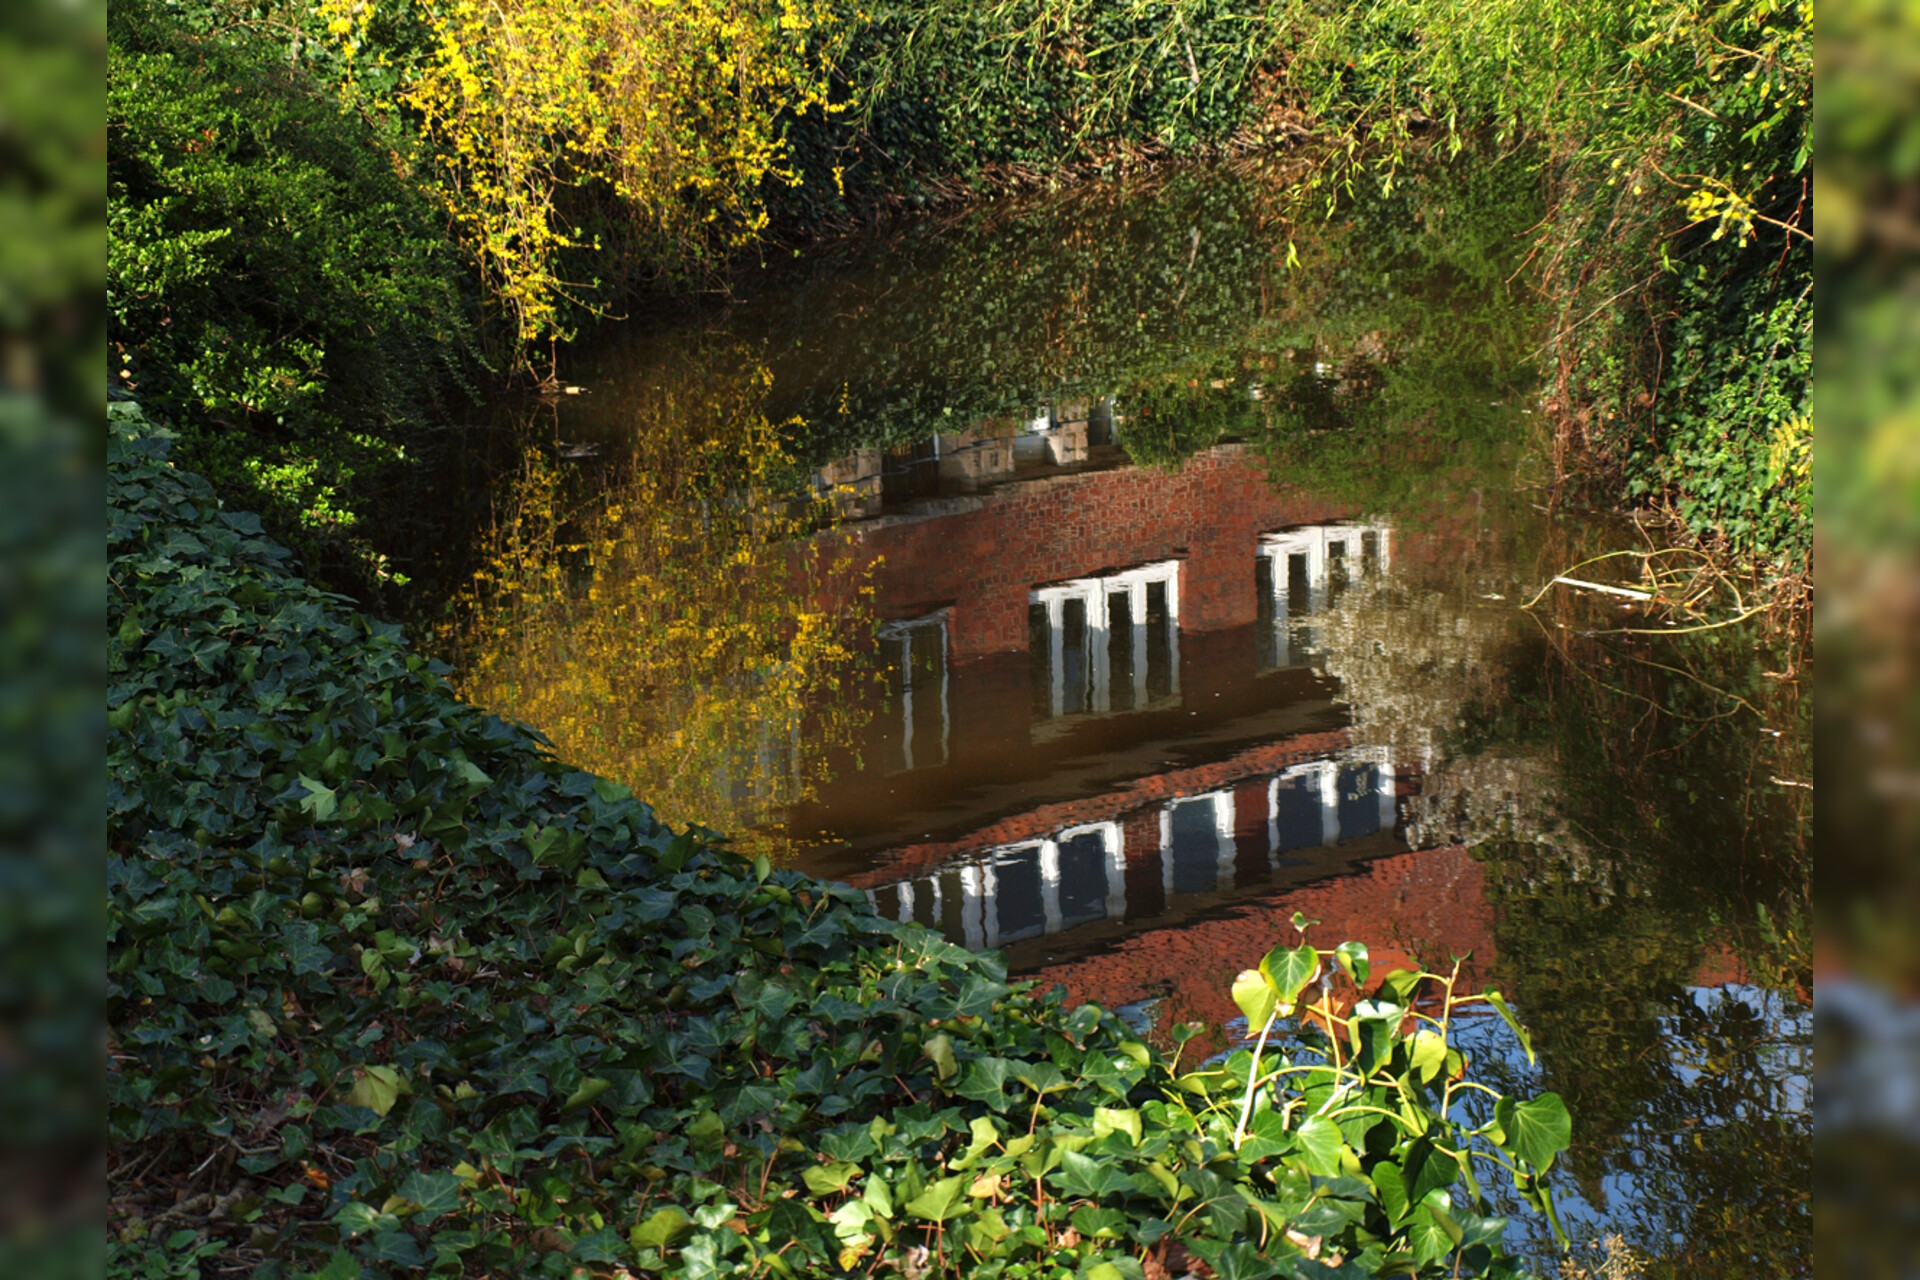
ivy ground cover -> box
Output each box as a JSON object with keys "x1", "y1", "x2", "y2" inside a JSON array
[{"x1": 108, "y1": 406, "x2": 1566, "y2": 1279}]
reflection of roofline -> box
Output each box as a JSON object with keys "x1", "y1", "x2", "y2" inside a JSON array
[
  {"x1": 845, "y1": 728, "x2": 1353, "y2": 888},
  {"x1": 835, "y1": 441, "x2": 1258, "y2": 532}
]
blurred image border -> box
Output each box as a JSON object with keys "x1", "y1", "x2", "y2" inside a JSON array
[
  {"x1": 1813, "y1": 0, "x2": 1920, "y2": 1275},
  {"x1": 0, "y1": 0, "x2": 107, "y2": 1276}
]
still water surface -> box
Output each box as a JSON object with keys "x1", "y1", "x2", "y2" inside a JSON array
[{"x1": 437, "y1": 159, "x2": 1809, "y2": 1276}]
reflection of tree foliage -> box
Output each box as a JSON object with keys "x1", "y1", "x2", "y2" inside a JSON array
[
  {"x1": 436, "y1": 354, "x2": 877, "y2": 857},
  {"x1": 1250, "y1": 155, "x2": 1549, "y2": 511},
  {"x1": 1316, "y1": 492, "x2": 1809, "y2": 1277},
  {"x1": 1113, "y1": 370, "x2": 1253, "y2": 470},
  {"x1": 565, "y1": 151, "x2": 1545, "y2": 477},
  {"x1": 1448, "y1": 620, "x2": 1809, "y2": 1277},
  {"x1": 762, "y1": 164, "x2": 1301, "y2": 450}
]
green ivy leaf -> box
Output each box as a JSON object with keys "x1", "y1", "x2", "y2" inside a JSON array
[
  {"x1": 922, "y1": 1032, "x2": 957, "y2": 1082},
  {"x1": 803, "y1": 1161, "x2": 862, "y2": 1196},
  {"x1": 1092, "y1": 1106, "x2": 1142, "y2": 1146},
  {"x1": 1409, "y1": 1029, "x2": 1448, "y2": 1084},
  {"x1": 955, "y1": 1056, "x2": 1012, "y2": 1108},
  {"x1": 1483, "y1": 988, "x2": 1533, "y2": 1065},
  {"x1": 1405, "y1": 1201, "x2": 1456, "y2": 1265},
  {"x1": 297, "y1": 774, "x2": 338, "y2": 822},
  {"x1": 1373, "y1": 1159, "x2": 1409, "y2": 1224},
  {"x1": 1259, "y1": 941, "x2": 1320, "y2": 1008},
  {"x1": 1237, "y1": 1107, "x2": 1295, "y2": 1164},
  {"x1": 863, "y1": 1173, "x2": 894, "y2": 1219},
  {"x1": 1052, "y1": 1147, "x2": 1140, "y2": 1199},
  {"x1": 686, "y1": 1109, "x2": 725, "y2": 1152},
  {"x1": 757, "y1": 1200, "x2": 837, "y2": 1262},
  {"x1": 563, "y1": 1076, "x2": 613, "y2": 1112},
  {"x1": 570, "y1": 1225, "x2": 626, "y2": 1263},
  {"x1": 1493, "y1": 1093, "x2": 1571, "y2": 1173},
  {"x1": 344, "y1": 1064, "x2": 406, "y2": 1117},
  {"x1": 630, "y1": 1206, "x2": 693, "y2": 1251},
  {"x1": 396, "y1": 1171, "x2": 462, "y2": 1224},
  {"x1": 1231, "y1": 968, "x2": 1277, "y2": 1028},
  {"x1": 904, "y1": 1174, "x2": 971, "y2": 1222},
  {"x1": 1292, "y1": 1115, "x2": 1344, "y2": 1178},
  {"x1": 1012, "y1": 1060, "x2": 1067, "y2": 1095},
  {"x1": 1070, "y1": 1206, "x2": 1129, "y2": 1239},
  {"x1": 449, "y1": 757, "x2": 491, "y2": 789},
  {"x1": 1333, "y1": 940, "x2": 1370, "y2": 987}
]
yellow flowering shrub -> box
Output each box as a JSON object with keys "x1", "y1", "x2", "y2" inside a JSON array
[{"x1": 321, "y1": 0, "x2": 850, "y2": 349}]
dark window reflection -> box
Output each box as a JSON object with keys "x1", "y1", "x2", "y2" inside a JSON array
[
  {"x1": 1061, "y1": 596, "x2": 1089, "y2": 715},
  {"x1": 1057, "y1": 830, "x2": 1109, "y2": 921},
  {"x1": 1108, "y1": 593, "x2": 1137, "y2": 711},
  {"x1": 1256, "y1": 556, "x2": 1280, "y2": 669},
  {"x1": 1272, "y1": 772, "x2": 1324, "y2": 853},
  {"x1": 1145, "y1": 580, "x2": 1173, "y2": 700},
  {"x1": 1167, "y1": 797, "x2": 1226, "y2": 893},
  {"x1": 1029, "y1": 602, "x2": 1052, "y2": 716},
  {"x1": 1287, "y1": 553, "x2": 1310, "y2": 614},
  {"x1": 1337, "y1": 763, "x2": 1382, "y2": 840},
  {"x1": 882, "y1": 614, "x2": 949, "y2": 773},
  {"x1": 993, "y1": 848, "x2": 1046, "y2": 940}
]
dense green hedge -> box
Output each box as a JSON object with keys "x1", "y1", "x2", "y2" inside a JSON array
[{"x1": 108, "y1": 0, "x2": 482, "y2": 597}]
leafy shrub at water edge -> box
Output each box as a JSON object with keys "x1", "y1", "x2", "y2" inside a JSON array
[
  {"x1": 108, "y1": 0, "x2": 482, "y2": 593},
  {"x1": 109, "y1": 403, "x2": 1568, "y2": 1277}
]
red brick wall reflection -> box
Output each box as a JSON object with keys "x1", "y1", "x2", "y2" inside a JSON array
[
  {"x1": 853, "y1": 447, "x2": 1349, "y2": 658},
  {"x1": 1026, "y1": 844, "x2": 1494, "y2": 1055}
]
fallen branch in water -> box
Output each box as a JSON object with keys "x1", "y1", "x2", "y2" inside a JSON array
[
  {"x1": 1523, "y1": 546, "x2": 1786, "y2": 636},
  {"x1": 1548, "y1": 575, "x2": 1652, "y2": 601}
]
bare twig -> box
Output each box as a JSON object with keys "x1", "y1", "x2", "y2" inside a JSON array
[{"x1": 1551, "y1": 576, "x2": 1653, "y2": 601}]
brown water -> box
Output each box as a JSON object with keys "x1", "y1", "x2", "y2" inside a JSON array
[{"x1": 436, "y1": 157, "x2": 1810, "y2": 1275}]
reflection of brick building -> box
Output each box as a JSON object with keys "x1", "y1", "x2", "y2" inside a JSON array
[
  {"x1": 796, "y1": 445, "x2": 1384, "y2": 867},
  {"x1": 787, "y1": 441, "x2": 1438, "y2": 990},
  {"x1": 850, "y1": 444, "x2": 1351, "y2": 660},
  {"x1": 1022, "y1": 843, "x2": 1495, "y2": 1054},
  {"x1": 853, "y1": 730, "x2": 1418, "y2": 960},
  {"x1": 844, "y1": 731, "x2": 1355, "y2": 889},
  {"x1": 796, "y1": 440, "x2": 1501, "y2": 1024},
  {"x1": 799, "y1": 439, "x2": 1766, "y2": 1051}
]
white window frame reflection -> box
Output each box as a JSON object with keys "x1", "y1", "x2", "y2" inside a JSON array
[
  {"x1": 869, "y1": 821, "x2": 1127, "y2": 951},
  {"x1": 1031, "y1": 560, "x2": 1181, "y2": 733},
  {"x1": 1160, "y1": 790, "x2": 1239, "y2": 897},
  {"x1": 1257, "y1": 523, "x2": 1390, "y2": 668},
  {"x1": 1265, "y1": 748, "x2": 1398, "y2": 862},
  {"x1": 879, "y1": 611, "x2": 950, "y2": 774}
]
